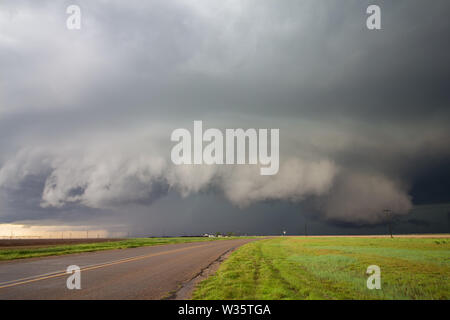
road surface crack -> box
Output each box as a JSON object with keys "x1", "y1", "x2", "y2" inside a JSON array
[{"x1": 164, "y1": 247, "x2": 236, "y2": 300}]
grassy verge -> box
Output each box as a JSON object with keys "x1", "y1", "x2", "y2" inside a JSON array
[
  {"x1": 193, "y1": 236, "x2": 450, "y2": 300},
  {"x1": 0, "y1": 237, "x2": 246, "y2": 261}
]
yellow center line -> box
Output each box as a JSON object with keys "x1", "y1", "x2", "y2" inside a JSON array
[{"x1": 0, "y1": 243, "x2": 209, "y2": 289}]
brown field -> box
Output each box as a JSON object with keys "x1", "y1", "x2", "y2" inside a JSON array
[{"x1": 0, "y1": 238, "x2": 124, "y2": 249}]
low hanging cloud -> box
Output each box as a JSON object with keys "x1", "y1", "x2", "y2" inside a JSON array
[
  {"x1": 0, "y1": 142, "x2": 338, "y2": 209},
  {"x1": 0, "y1": 125, "x2": 414, "y2": 225},
  {"x1": 322, "y1": 172, "x2": 412, "y2": 224},
  {"x1": 220, "y1": 159, "x2": 337, "y2": 207}
]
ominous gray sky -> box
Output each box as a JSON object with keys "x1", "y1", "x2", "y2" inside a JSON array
[{"x1": 1, "y1": 0, "x2": 449, "y2": 236}]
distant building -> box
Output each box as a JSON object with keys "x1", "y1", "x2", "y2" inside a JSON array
[{"x1": 203, "y1": 233, "x2": 216, "y2": 238}]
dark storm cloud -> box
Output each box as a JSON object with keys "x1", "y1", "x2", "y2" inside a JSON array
[
  {"x1": 0, "y1": 0, "x2": 449, "y2": 234},
  {"x1": 0, "y1": 173, "x2": 112, "y2": 224}
]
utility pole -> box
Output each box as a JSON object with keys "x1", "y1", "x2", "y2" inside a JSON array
[
  {"x1": 384, "y1": 209, "x2": 393, "y2": 238},
  {"x1": 447, "y1": 212, "x2": 450, "y2": 234}
]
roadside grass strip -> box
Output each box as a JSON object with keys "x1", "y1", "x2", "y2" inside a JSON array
[{"x1": 193, "y1": 237, "x2": 450, "y2": 300}]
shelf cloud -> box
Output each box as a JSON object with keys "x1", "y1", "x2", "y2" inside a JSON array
[{"x1": 0, "y1": 0, "x2": 449, "y2": 234}]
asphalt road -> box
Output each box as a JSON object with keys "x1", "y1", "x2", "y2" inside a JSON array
[{"x1": 0, "y1": 238, "x2": 258, "y2": 299}]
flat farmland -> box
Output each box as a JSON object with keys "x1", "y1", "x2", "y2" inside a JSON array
[
  {"x1": 0, "y1": 238, "x2": 125, "y2": 249},
  {"x1": 193, "y1": 236, "x2": 450, "y2": 300},
  {"x1": 0, "y1": 237, "x2": 246, "y2": 261}
]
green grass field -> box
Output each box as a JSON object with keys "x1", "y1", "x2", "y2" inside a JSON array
[
  {"x1": 0, "y1": 237, "x2": 241, "y2": 261},
  {"x1": 193, "y1": 236, "x2": 450, "y2": 300}
]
